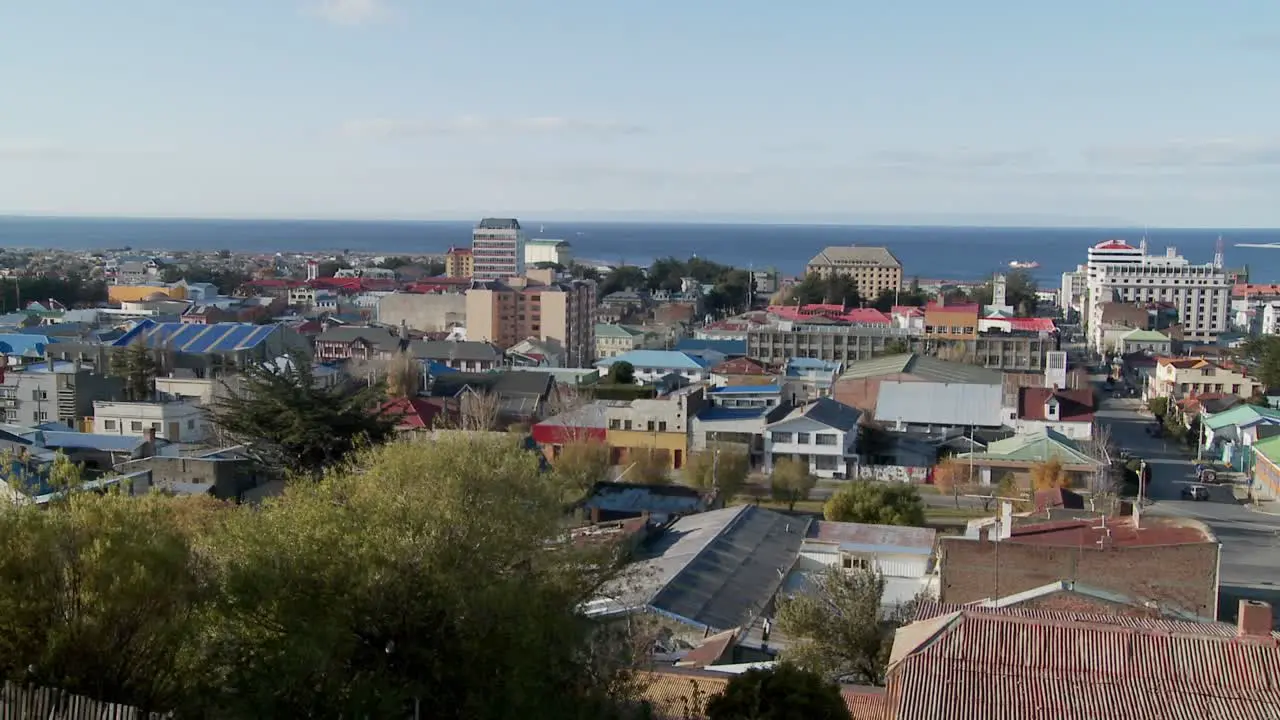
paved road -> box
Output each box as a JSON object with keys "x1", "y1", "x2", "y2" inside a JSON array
[{"x1": 1096, "y1": 393, "x2": 1280, "y2": 617}]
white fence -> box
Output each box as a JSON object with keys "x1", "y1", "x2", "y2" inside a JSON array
[
  {"x1": 0, "y1": 682, "x2": 169, "y2": 720},
  {"x1": 859, "y1": 465, "x2": 930, "y2": 483}
]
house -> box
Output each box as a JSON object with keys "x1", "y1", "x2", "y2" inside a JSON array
[
  {"x1": 427, "y1": 370, "x2": 559, "y2": 426},
  {"x1": 883, "y1": 601, "x2": 1280, "y2": 720},
  {"x1": 577, "y1": 481, "x2": 708, "y2": 524},
  {"x1": 707, "y1": 356, "x2": 773, "y2": 387},
  {"x1": 1251, "y1": 434, "x2": 1280, "y2": 501},
  {"x1": 923, "y1": 300, "x2": 980, "y2": 339},
  {"x1": 407, "y1": 339, "x2": 504, "y2": 372},
  {"x1": 1148, "y1": 356, "x2": 1258, "y2": 401},
  {"x1": 794, "y1": 521, "x2": 937, "y2": 611},
  {"x1": 1198, "y1": 403, "x2": 1280, "y2": 472},
  {"x1": 1006, "y1": 387, "x2": 1096, "y2": 440},
  {"x1": 873, "y1": 381, "x2": 1005, "y2": 432},
  {"x1": 594, "y1": 323, "x2": 647, "y2": 360},
  {"x1": 1120, "y1": 328, "x2": 1173, "y2": 355},
  {"x1": 313, "y1": 325, "x2": 404, "y2": 361},
  {"x1": 380, "y1": 396, "x2": 447, "y2": 432},
  {"x1": 0, "y1": 359, "x2": 124, "y2": 428},
  {"x1": 706, "y1": 384, "x2": 782, "y2": 410},
  {"x1": 938, "y1": 514, "x2": 1220, "y2": 619},
  {"x1": 781, "y1": 357, "x2": 842, "y2": 403},
  {"x1": 672, "y1": 338, "x2": 747, "y2": 359},
  {"x1": 93, "y1": 399, "x2": 209, "y2": 443},
  {"x1": 595, "y1": 350, "x2": 711, "y2": 384},
  {"x1": 763, "y1": 397, "x2": 862, "y2": 479},
  {"x1": 0, "y1": 333, "x2": 62, "y2": 363},
  {"x1": 604, "y1": 385, "x2": 708, "y2": 471},
  {"x1": 953, "y1": 428, "x2": 1102, "y2": 487},
  {"x1": 832, "y1": 353, "x2": 1002, "y2": 415},
  {"x1": 689, "y1": 404, "x2": 791, "y2": 464},
  {"x1": 531, "y1": 402, "x2": 610, "y2": 460}
]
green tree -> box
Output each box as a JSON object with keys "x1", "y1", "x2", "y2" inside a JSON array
[
  {"x1": 624, "y1": 448, "x2": 670, "y2": 484},
  {"x1": 884, "y1": 338, "x2": 909, "y2": 355},
  {"x1": 776, "y1": 567, "x2": 927, "y2": 687},
  {"x1": 109, "y1": 339, "x2": 158, "y2": 401},
  {"x1": 607, "y1": 360, "x2": 636, "y2": 385},
  {"x1": 378, "y1": 256, "x2": 412, "y2": 270},
  {"x1": 1147, "y1": 396, "x2": 1170, "y2": 420},
  {"x1": 315, "y1": 259, "x2": 350, "y2": 278},
  {"x1": 705, "y1": 663, "x2": 851, "y2": 720},
  {"x1": 209, "y1": 352, "x2": 396, "y2": 477},
  {"x1": 771, "y1": 457, "x2": 816, "y2": 511},
  {"x1": 823, "y1": 482, "x2": 925, "y2": 527},
  {"x1": 967, "y1": 269, "x2": 1038, "y2": 316},
  {"x1": 684, "y1": 443, "x2": 750, "y2": 502},
  {"x1": 786, "y1": 273, "x2": 861, "y2": 308},
  {"x1": 598, "y1": 266, "x2": 648, "y2": 296},
  {"x1": 554, "y1": 438, "x2": 613, "y2": 497}
]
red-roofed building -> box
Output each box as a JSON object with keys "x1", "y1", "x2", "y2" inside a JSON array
[
  {"x1": 939, "y1": 515, "x2": 1220, "y2": 619},
  {"x1": 924, "y1": 299, "x2": 980, "y2": 339},
  {"x1": 709, "y1": 356, "x2": 773, "y2": 385},
  {"x1": 380, "y1": 396, "x2": 448, "y2": 431},
  {"x1": 1011, "y1": 387, "x2": 1096, "y2": 440}
]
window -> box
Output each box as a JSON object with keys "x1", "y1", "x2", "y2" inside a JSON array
[
  {"x1": 816, "y1": 433, "x2": 838, "y2": 446},
  {"x1": 772, "y1": 431, "x2": 793, "y2": 443},
  {"x1": 658, "y1": 421, "x2": 667, "y2": 432},
  {"x1": 187, "y1": 419, "x2": 196, "y2": 430},
  {"x1": 4, "y1": 410, "x2": 14, "y2": 421},
  {"x1": 37, "y1": 411, "x2": 47, "y2": 421},
  {"x1": 104, "y1": 420, "x2": 118, "y2": 430},
  {"x1": 31, "y1": 389, "x2": 46, "y2": 401},
  {"x1": 624, "y1": 420, "x2": 633, "y2": 431},
  {"x1": 797, "y1": 432, "x2": 810, "y2": 444},
  {"x1": 841, "y1": 554, "x2": 869, "y2": 571},
  {"x1": 814, "y1": 455, "x2": 838, "y2": 470},
  {"x1": 152, "y1": 422, "x2": 161, "y2": 431},
  {"x1": 131, "y1": 421, "x2": 143, "y2": 432},
  {"x1": 647, "y1": 421, "x2": 655, "y2": 432}
]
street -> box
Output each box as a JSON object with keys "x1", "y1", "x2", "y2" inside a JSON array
[{"x1": 1096, "y1": 393, "x2": 1280, "y2": 619}]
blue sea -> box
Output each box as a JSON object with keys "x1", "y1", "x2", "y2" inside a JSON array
[{"x1": 2, "y1": 216, "x2": 1280, "y2": 285}]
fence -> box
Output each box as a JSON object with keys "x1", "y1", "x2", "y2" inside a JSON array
[
  {"x1": 0, "y1": 682, "x2": 169, "y2": 720},
  {"x1": 859, "y1": 464, "x2": 930, "y2": 483}
]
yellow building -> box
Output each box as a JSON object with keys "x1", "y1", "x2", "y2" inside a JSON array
[
  {"x1": 445, "y1": 247, "x2": 474, "y2": 278},
  {"x1": 602, "y1": 386, "x2": 708, "y2": 471},
  {"x1": 108, "y1": 284, "x2": 187, "y2": 303},
  {"x1": 805, "y1": 245, "x2": 903, "y2": 298}
]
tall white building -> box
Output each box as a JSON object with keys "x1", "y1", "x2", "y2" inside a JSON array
[
  {"x1": 1059, "y1": 265, "x2": 1087, "y2": 318},
  {"x1": 471, "y1": 218, "x2": 526, "y2": 281},
  {"x1": 1090, "y1": 247, "x2": 1230, "y2": 344},
  {"x1": 525, "y1": 238, "x2": 572, "y2": 268}
]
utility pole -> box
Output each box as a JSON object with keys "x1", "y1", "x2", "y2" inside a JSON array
[{"x1": 1136, "y1": 459, "x2": 1147, "y2": 527}]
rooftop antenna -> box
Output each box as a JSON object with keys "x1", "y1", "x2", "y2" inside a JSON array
[
  {"x1": 1140, "y1": 226, "x2": 1149, "y2": 255},
  {"x1": 1214, "y1": 236, "x2": 1225, "y2": 269}
]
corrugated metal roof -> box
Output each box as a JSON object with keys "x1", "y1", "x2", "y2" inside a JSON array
[
  {"x1": 887, "y1": 605, "x2": 1280, "y2": 719},
  {"x1": 874, "y1": 381, "x2": 1004, "y2": 427},
  {"x1": 806, "y1": 520, "x2": 936, "y2": 552},
  {"x1": 113, "y1": 320, "x2": 282, "y2": 353},
  {"x1": 958, "y1": 428, "x2": 1097, "y2": 465},
  {"x1": 594, "y1": 350, "x2": 709, "y2": 370},
  {"x1": 840, "y1": 353, "x2": 1005, "y2": 385}
]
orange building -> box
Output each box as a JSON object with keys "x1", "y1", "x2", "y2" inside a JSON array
[
  {"x1": 465, "y1": 276, "x2": 596, "y2": 367},
  {"x1": 923, "y1": 300, "x2": 980, "y2": 339},
  {"x1": 445, "y1": 247, "x2": 474, "y2": 278}
]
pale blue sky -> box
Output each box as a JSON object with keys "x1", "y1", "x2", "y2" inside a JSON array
[{"x1": 2, "y1": 1, "x2": 1280, "y2": 224}]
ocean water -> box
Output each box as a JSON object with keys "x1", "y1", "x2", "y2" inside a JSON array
[{"x1": 2, "y1": 216, "x2": 1279, "y2": 285}]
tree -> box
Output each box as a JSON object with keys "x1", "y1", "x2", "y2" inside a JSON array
[
  {"x1": 996, "y1": 473, "x2": 1020, "y2": 505},
  {"x1": 705, "y1": 663, "x2": 851, "y2": 720},
  {"x1": 786, "y1": 273, "x2": 860, "y2": 308},
  {"x1": 458, "y1": 389, "x2": 503, "y2": 431},
  {"x1": 624, "y1": 448, "x2": 670, "y2": 484},
  {"x1": 932, "y1": 457, "x2": 967, "y2": 507},
  {"x1": 315, "y1": 259, "x2": 350, "y2": 278},
  {"x1": 1147, "y1": 396, "x2": 1170, "y2": 420},
  {"x1": 382, "y1": 353, "x2": 422, "y2": 398},
  {"x1": 684, "y1": 444, "x2": 750, "y2": 502},
  {"x1": 968, "y1": 269, "x2": 1038, "y2": 316},
  {"x1": 883, "y1": 338, "x2": 909, "y2": 355},
  {"x1": 771, "y1": 457, "x2": 816, "y2": 511},
  {"x1": 554, "y1": 439, "x2": 612, "y2": 497},
  {"x1": 823, "y1": 482, "x2": 925, "y2": 527},
  {"x1": 209, "y1": 352, "x2": 396, "y2": 477},
  {"x1": 109, "y1": 339, "x2": 158, "y2": 402},
  {"x1": 598, "y1": 266, "x2": 648, "y2": 297},
  {"x1": 776, "y1": 566, "x2": 929, "y2": 687},
  {"x1": 607, "y1": 361, "x2": 636, "y2": 385},
  {"x1": 1031, "y1": 458, "x2": 1071, "y2": 490}
]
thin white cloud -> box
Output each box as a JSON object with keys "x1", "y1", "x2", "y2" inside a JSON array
[
  {"x1": 1085, "y1": 138, "x2": 1280, "y2": 168},
  {"x1": 342, "y1": 116, "x2": 647, "y2": 139},
  {"x1": 313, "y1": 0, "x2": 387, "y2": 26},
  {"x1": 866, "y1": 147, "x2": 1045, "y2": 169},
  {"x1": 0, "y1": 139, "x2": 72, "y2": 158}
]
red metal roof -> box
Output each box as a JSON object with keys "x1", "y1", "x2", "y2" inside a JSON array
[
  {"x1": 1004, "y1": 516, "x2": 1212, "y2": 549},
  {"x1": 1006, "y1": 317, "x2": 1057, "y2": 332},
  {"x1": 1093, "y1": 239, "x2": 1137, "y2": 250},
  {"x1": 710, "y1": 356, "x2": 769, "y2": 375},
  {"x1": 891, "y1": 305, "x2": 925, "y2": 316},
  {"x1": 379, "y1": 396, "x2": 445, "y2": 430},
  {"x1": 887, "y1": 605, "x2": 1280, "y2": 719},
  {"x1": 925, "y1": 301, "x2": 980, "y2": 313},
  {"x1": 1018, "y1": 387, "x2": 1095, "y2": 423}
]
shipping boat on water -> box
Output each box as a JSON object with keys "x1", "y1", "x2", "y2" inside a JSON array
[{"x1": 1008, "y1": 260, "x2": 1040, "y2": 269}]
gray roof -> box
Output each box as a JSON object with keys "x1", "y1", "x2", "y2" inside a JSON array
[
  {"x1": 807, "y1": 245, "x2": 902, "y2": 269},
  {"x1": 768, "y1": 397, "x2": 862, "y2": 431},
  {"x1": 408, "y1": 340, "x2": 503, "y2": 363},
  {"x1": 476, "y1": 218, "x2": 521, "y2": 230},
  {"x1": 601, "y1": 505, "x2": 809, "y2": 632},
  {"x1": 839, "y1": 353, "x2": 1003, "y2": 385},
  {"x1": 874, "y1": 381, "x2": 1005, "y2": 427},
  {"x1": 314, "y1": 325, "x2": 401, "y2": 350}
]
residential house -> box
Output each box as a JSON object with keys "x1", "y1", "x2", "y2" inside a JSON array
[
  {"x1": 508, "y1": 337, "x2": 563, "y2": 367},
  {"x1": 531, "y1": 402, "x2": 610, "y2": 461},
  {"x1": 595, "y1": 350, "x2": 711, "y2": 385},
  {"x1": 707, "y1": 356, "x2": 773, "y2": 387},
  {"x1": 832, "y1": 353, "x2": 1002, "y2": 415},
  {"x1": 604, "y1": 385, "x2": 708, "y2": 471},
  {"x1": 1120, "y1": 328, "x2": 1173, "y2": 355},
  {"x1": 689, "y1": 404, "x2": 792, "y2": 464},
  {"x1": 577, "y1": 481, "x2": 708, "y2": 524},
  {"x1": 883, "y1": 601, "x2": 1280, "y2": 720},
  {"x1": 0, "y1": 333, "x2": 63, "y2": 366},
  {"x1": 938, "y1": 514, "x2": 1220, "y2": 619},
  {"x1": 380, "y1": 396, "x2": 448, "y2": 432},
  {"x1": 313, "y1": 325, "x2": 404, "y2": 362},
  {"x1": 594, "y1": 323, "x2": 646, "y2": 360},
  {"x1": 763, "y1": 397, "x2": 862, "y2": 479},
  {"x1": 427, "y1": 370, "x2": 559, "y2": 427},
  {"x1": 407, "y1": 339, "x2": 504, "y2": 372},
  {"x1": 954, "y1": 428, "x2": 1102, "y2": 487},
  {"x1": 0, "y1": 359, "x2": 124, "y2": 428},
  {"x1": 794, "y1": 521, "x2": 936, "y2": 610},
  {"x1": 1251, "y1": 434, "x2": 1280, "y2": 501},
  {"x1": 781, "y1": 357, "x2": 842, "y2": 403},
  {"x1": 1006, "y1": 387, "x2": 1097, "y2": 441},
  {"x1": 1198, "y1": 403, "x2": 1280, "y2": 472},
  {"x1": 93, "y1": 399, "x2": 209, "y2": 443},
  {"x1": 923, "y1": 300, "x2": 980, "y2": 340},
  {"x1": 1148, "y1": 356, "x2": 1258, "y2": 401},
  {"x1": 873, "y1": 381, "x2": 1005, "y2": 433},
  {"x1": 706, "y1": 384, "x2": 783, "y2": 410}
]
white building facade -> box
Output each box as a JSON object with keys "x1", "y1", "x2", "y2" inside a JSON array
[
  {"x1": 525, "y1": 238, "x2": 572, "y2": 268},
  {"x1": 471, "y1": 218, "x2": 526, "y2": 281},
  {"x1": 92, "y1": 400, "x2": 209, "y2": 443},
  {"x1": 1091, "y1": 251, "x2": 1230, "y2": 344}
]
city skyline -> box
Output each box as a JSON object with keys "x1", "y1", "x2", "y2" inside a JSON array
[{"x1": 3, "y1": 1, "x2": 1280, "y2": 225}]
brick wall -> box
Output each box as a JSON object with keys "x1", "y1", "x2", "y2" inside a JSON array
[{"x1": 939, "y1": 537, "x2": 1219, "y2": 619}]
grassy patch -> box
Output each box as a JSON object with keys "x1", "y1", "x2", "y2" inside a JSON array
[{"x1": 729, "y1": 495, "x2": 826, "y2": 515}]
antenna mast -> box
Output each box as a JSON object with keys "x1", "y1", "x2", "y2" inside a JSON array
[{"x1": 1214, "y1": 236, "x2": 1225, "y2": 269}]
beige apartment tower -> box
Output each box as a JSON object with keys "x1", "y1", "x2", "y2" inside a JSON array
[
  {"x1": 806, "y1": 245, "x2": 903, "y2": 298},
  {"x1": 465, "y1": 277, "x2": 597, "y2": 367},
  {"x1": 445, "y1": 247, "x2": 474, "y2": 278}
]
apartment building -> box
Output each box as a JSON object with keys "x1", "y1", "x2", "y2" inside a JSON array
[
  {"x1": 471, "y1": 218, "x2": 525, "y2": 281},
  {"x1": 444, "y1": 247, "x2": 474, "y2": 279},
  {"x1": 465, "y1": 277, "x2": 596, "y2": 367},
  {"x1": 804, "y1": 245, "x2": 902, "y2": 298},
  {"x1": 1148, "y1": 357, "x2": 1258, "y2": 401},
  {"x1": 93, "y1": 399, "x2": 208, "y2": 443},
  {"x1": 1091, "y1": 250, "x2": 1230, "y2": 343},
  {"x1": 923, "y1": 300, "x2": 980, "y2": 340},
  {"x1": 0, "y1": 360, "x2": 124, "y2": 428},
  {"x1": 1059, "y1": 265, "x2": 1087, "y2": 318},
  {"x1": 525, "y1": 238, "x2": 572, "y2": 268}
]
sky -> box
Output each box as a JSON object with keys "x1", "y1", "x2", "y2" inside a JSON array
[{"x1": 3, "y1": 1, "x2": 1280, "y2": 225}]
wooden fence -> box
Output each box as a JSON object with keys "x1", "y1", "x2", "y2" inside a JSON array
[{"x1": 0, "y1": 682, "x2": 170, "y2": 720}]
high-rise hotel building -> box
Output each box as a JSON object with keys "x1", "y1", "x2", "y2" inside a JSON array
[
  {"x1": 1087, "y1": 242, "x2": 1230, "y2": 344},
  {"x1": 471, "y1": 218, "x2": 526, "y2": 281}
]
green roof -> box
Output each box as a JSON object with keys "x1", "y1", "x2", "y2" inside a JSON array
[
  {"x1": 594, "y1": 323, "x2": 644, "y2": 339},
  {"x1": 1201, "y1": 404, "x2": 1280, "y2": 431},
  {"x1": 1122, "y1": 329, "x2": 1170, "y2": 342},
  {"x1": 1254, "y1": 435, "x2": 1280, "y2": 467},
  {"x1": 959, "y1": 428, "x2": 1097, "y2": 466}
]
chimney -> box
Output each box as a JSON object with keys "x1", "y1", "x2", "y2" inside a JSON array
[
  {"x1": 1238, "y1": 600, "x2": 1273, "y2": 638},
  {"x1": 937, "y1": 293, "x2": 946, "y2": 308}
]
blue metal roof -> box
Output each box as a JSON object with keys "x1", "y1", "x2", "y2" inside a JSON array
[
  {"x1": 709, "y1": 384, "x2": 781, "y2": 394},
  {"x1": 673, "y1": 339, "x2": 747, "y2": 356},
  {"x1": 0, "y1": 333, "x2": 60, "y2": 358},
  {"x1": 593, "y1": 350, "x2": 709, "y2": 370},
  {"x1": 112, "y1": 320, "x2": 280, "y2": 353},
  {"x1": 37, "y1": 431, "x2": 145, "y2": 453},
  {"x1": 696, "y1": 406, "x2": 769, "y2": 421}
]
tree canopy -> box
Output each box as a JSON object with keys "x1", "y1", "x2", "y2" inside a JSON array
[
  {"x1": 684, "y1": 444, "x2": 750, "y2": 501},
  {"x1": 109, "y1": 340, "x2": 158, "y2": 402},
  {"x1": 823, "y1": 482, "x2": 926, "y2": 527},
  {"x1": 607, "y1": 361, "x2": 636, "y2": 385},
  {"x1": 209, "y1": 352, "x2": 397, "y2": 477},
  {"x1": 786, "y1": 273, "x2": 861, "y2": 309},
  {"x1": 1243, "y1": 335, "x2": 1280, "y2": 390},
  {"x1": 0, "y1": 275, "x2": 108, "y2": 312},
  {"x1": 1031, "y1": 458, "x2": 1071, "y2": 490},
  {"x1": 966, "y1": 269, "x2": 1038, "y2": 316},
  {"x1": 771, "y1": 458, "x2": 817, "y2": 511},
  {"x1": 705, "y1": 663, "x2": 851, "y2": 720}
]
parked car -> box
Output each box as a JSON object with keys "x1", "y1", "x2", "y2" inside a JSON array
[{"x1": 1182, "y1": 484, "x2": 1211, "y2": 501}]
